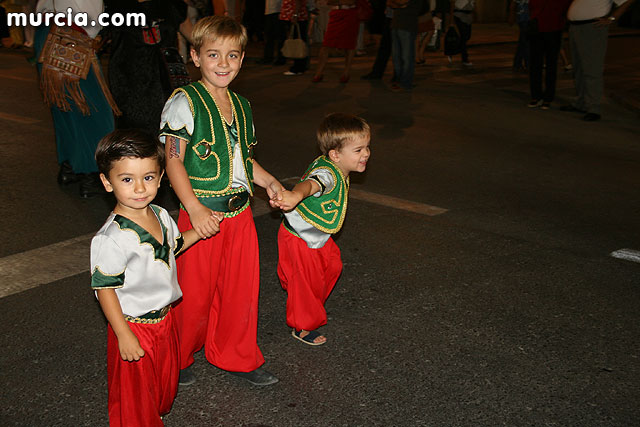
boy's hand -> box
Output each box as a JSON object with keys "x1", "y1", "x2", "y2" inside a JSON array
[
  {"x1": 118, "y1": 329, "x2": 145, "y2": 362},
  {"x1": 267, "y1": 180, "x2": 285, "y2": 208},
  {"x1": 189, "y1": 204, "x2": 224, "y2": 238},
  {"x1": 275, "y1": 189, "x2": 304, "y2": 211}
]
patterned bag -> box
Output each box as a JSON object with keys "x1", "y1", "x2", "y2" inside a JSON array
[
  {"x1": 38, "y1": 25, "x2": 120, "y2": 116},
  {"x1": 38, "y1": 25, "x2": 93, "y2": 113}
]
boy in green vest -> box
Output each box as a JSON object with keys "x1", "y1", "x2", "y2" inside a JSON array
[
  {"x1": 159, "y1": 16, "x2": 284, "y2": 386},
  {"x1": 274, "y1": 113, "x2": 371, "y2": 345}
]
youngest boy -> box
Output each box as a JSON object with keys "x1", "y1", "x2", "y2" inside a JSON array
[
  {"x1": 91, "y1": 130, "x2": 212, "y2": 426},
  {"x1": 274, "y1": 113, "x2": 371, "y2": 345}
]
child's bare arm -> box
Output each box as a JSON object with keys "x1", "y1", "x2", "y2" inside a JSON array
[
  {"x1": 165, "y1": 135, "x2": 223, "y2": 238},
  {"x1": 96, "y1": 289, "x2": 145, "y2": 362},
  {"x1": 252, "y1": 160, "x2": 285, "y2": 207},
  {"x1": 276, "y1": 179, "x2": 321, "y2": 211}
]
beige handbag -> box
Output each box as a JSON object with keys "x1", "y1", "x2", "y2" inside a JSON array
[{"x1": 281, "y1": 22, "x2": 308, "y2": 59}]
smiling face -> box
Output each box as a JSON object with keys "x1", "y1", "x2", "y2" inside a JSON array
[
  {"x1": 100, "y1": 157, "x2": 163, "y2": 216},
  {"x1": 328, "y1": 133, "x2": 371, "y2": 176},
  {"x1": 191, "y1": 36, "x2": 244, "y2": 92}
]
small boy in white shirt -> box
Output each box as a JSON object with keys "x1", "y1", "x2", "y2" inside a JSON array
[{"x1": 91, "y1": 129, "x2": 211, "y2": 426}]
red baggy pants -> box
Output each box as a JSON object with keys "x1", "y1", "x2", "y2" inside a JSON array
[
  {"x1": 173, "y1": 207, "x2": 264, "y2": 372},
  {"x1": 277, "y1": 224, "x2": 343, "y2": 331},
  {"x1": 107, "y1": 311, "x2": 179, "y2": 427}
]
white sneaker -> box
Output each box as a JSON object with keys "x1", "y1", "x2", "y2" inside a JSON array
[{"x1": 283, "y1": 71, "x2": 302, "y2": 76}]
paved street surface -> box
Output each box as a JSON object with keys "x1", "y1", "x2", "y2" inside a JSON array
[{"x1": 1, "y1": 26, "x2": 640, "y2": 426}]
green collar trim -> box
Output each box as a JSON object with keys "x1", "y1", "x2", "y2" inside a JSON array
[{"x1": 113, "y1": 205, "x2": 170, "y2": 267}]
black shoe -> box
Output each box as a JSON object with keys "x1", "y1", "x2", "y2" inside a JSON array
[
  {"x1": 179, "y1": 366, "x2": 196, "y2": 385},
  {"x1": 559, "y1": 105, "x2": 586, "y2": 113},
  {"x1": 57, "y1": 161, "x2": 79, "y2": 185},
  {"x1": 361, "y1": 72, "x2": 382, "y2": 80},
  {"x1": 582, "y1": 113, "x2": 601, "y2": 122},
  {"x1": 79, "y1": 173, "x2": 105, "y2": 199},
  {"x1": 229, "y1": 367, "x2": 279, "y2": 386}
]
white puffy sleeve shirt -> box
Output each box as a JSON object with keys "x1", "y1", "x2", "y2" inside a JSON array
[{"x1": 90, "y1": 205, "x2": 184, "y2": 317}]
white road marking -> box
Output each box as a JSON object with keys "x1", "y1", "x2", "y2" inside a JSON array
[
  {"x1": 282, "y1": 176, "x2": 447, "y2": 216},
  {"x1": 610, "y1": 248, "x2": 640, "y2": 264},
  {"x1": 0, "y1": 233, "x2": 93, "y2": 299},
  {"x1": 0, "y1": 112, "x2": 41, "y2": 124},
  {"x1": 0, "y1": 189, "x2": 442, "y2": 299}
]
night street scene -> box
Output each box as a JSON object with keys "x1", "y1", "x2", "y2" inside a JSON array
[{"x1": 1, "y1": 0, "x2": 639, "y2": 426}]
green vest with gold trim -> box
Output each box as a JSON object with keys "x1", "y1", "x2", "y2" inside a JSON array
[
  {"x1": 172, "y1": 82, "x2": 256, "y2": 197},
  {"x1": 294, "y1": 156, "x2": 349, "y2": 234}
]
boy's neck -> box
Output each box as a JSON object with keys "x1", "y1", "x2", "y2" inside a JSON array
[
  {"x1": 113, "y1": 204, "x2": 154, "y2": 223},
  {"x1": 201, "y1": 81, "x2": 229, "y2": 101}
]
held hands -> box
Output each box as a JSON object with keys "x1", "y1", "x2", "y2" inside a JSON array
[
  {"x1": 267, "y1": 180, "x2": 285, "y2": 208},
  {"x1": 118, "y1": 329, "x2": 145, "y2": 362},
  {"x1": 189, "y1": 204, "x2": 225, "y2": 239},
  {"x1": 272, "y1": 189, "x2": 304, "y2": 212}
]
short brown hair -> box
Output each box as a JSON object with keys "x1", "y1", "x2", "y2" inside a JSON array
[
  {"x1": 191, "y1": 15, "x2": 248, "y2": 52},
  {"x1": 95, "y1": 129, "x2": 165, "y2": 177},
  {"x1": 317, "y1": 113, "x2": 370, "y2": 155}
]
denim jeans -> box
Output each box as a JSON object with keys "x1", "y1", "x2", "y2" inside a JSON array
[{"x1": 391, "y1": 28, "x2": 416, "y2": 90}]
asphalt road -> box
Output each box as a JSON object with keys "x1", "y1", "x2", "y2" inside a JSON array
[{"x1": 1, "y1": 35, "x2": 639, "y2": 426}]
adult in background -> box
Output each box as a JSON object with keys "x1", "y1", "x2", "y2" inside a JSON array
[
  {"x1": 311, "y1": 0, "x2": 360, "y2": 83},
  {"x1": 508, "y1": 0, "x2": 530, "y2": 72},
  {"x1": 389, "y1": 0, "x2": 428, "y2": 91},
  {"x1": 561, "y1": 0, "x2": 635, "y2": 121},
  {"x1": 361, "y1": 0, "x2": 393, "y2": 80},
  {"x1": 526, "y1": 0, "x2": 572, "y2": 110},
  {"x1": 448, "y1": 0, "x2": 474, "y2": 66},
  {"x1": 280, "y1": 0, "x2": 313, "y2": 75},
  {"x1": 105, "y1": 0, "x2": 193, "y2": 135},
  {"x1": 257, "y1": 0, "x2": 286, "y2": 64},
  {"x1": 34, "y1": 0, "x2": 118, "y2": 198}
]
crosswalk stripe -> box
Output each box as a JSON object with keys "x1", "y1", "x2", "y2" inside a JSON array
[{"x1": 610, "y1": 248, "x2": 640, "y2": 264}]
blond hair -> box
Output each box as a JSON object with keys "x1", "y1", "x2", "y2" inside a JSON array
[
  {"x1": 317, "y1": 113, "x2": 370, "y2": 155},
  {"x1": 191, "y1": 15, "x2": 248, "y2": 52}
]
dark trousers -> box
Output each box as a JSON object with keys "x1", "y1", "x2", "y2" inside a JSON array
[
  {"x1": 529, "y1": 30, "x2": 562, "y2": 102},
  {"x1": 454, "y1": 16, "x2": 471, "y2": 63},
  {"x1": 263, "y1": 13, "x2": 285, "y2": 62},
  {"x1": 513, "y1": 21, "x2": 530, "y2": 69},
  {"x1": 369, "y1": 17, "x2": 392, "y2": 77}
]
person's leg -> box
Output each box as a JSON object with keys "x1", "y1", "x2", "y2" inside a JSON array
[
  {"x1": 568, "y1": 24, "x2": 586, "y2": 111},
  {"x1": 174, "y1": 210, "x2": 219, "y2": 370},
  {"x1": 366, "y1": 17, "x2": 392, "y2": 78},
  {"x1": 277, "y1": 225, "x2": 342, "y2": 335},
  {"x1": 542, "y1": 31, "x2": 562, "y2": 103},
  {"x1": 455, "y1": 17, "x2": 471, "y2": 64},
  {"x1": 580, "y1": 23, "x2": 608, "y2": 115},
  {"x1": 261, "y1": 13, "x2": 276, "y2": 61},
  {"x1": 391, "y1": 28, "x2": 403, "y2": 86},
  {"x1": 400, "y1": 30, "x2": 416, "y2": 89},
  {"x1": 107, "y1": 323, "x2": 165, "y2": 427},
  {"x1": 528, "y1": 32, "x2": 544, "y2": 103},
  {"x1": 313, "y1": 46, "x2": 329, "y2": 80},
  {"x1": 342, "y1": 48, "x2": 356, "y2": 81},
  {"x1": 290, "y1": 20, "x2": 309, "y2": 73},
  {"x1": 204, "y1": 207, "x2": 265, "y2": 372}
]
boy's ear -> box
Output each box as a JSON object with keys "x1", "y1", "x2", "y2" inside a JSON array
[
  {"x1": 190, "y1": 47, "x2": 200, "y2": 67},
  {"x1": 99, "y1": 173, "x2": 113, "y2": 193},
  {"x1": 328, "y1": 149, "x2": 340, "y2": 163},
  {"x1": 157, "y1": 170, "x2": 165, "y2": 188}
]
